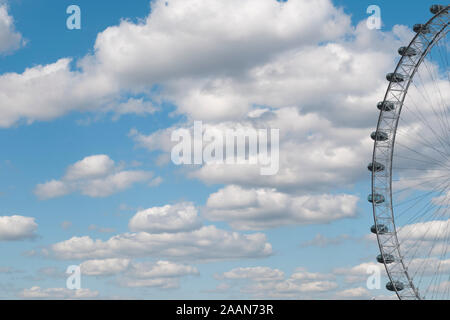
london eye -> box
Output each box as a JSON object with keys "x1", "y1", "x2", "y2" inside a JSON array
[{"x1": 369, "y1": 4, "x2": 450, "y2": 299}]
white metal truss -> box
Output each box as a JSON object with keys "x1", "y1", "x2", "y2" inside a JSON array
[{"x1": 371, "y1": 5, "x2": 449, "y2": 300}]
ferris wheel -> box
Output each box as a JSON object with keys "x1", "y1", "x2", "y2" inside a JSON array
[{"x1": 369, "y1": 5, "x2": 450, "y2": 300}]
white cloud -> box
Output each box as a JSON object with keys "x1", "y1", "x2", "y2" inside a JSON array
[
  {"x1": 0, "y1": 0, "x2": 347, "y2": 127},
  {"x1": 244, "y1": 279, "x2": 338, "y2": 298},
  {"x1": 334, "y1": 287, "x2": 372, "y2": 299},
  {"x1": 216, "y1": 266, "x2": 338, "y2": 298},
  {"x1": 126, "y1": 260, "x2": 198, "y2": 279},
  {"x1": 0, "y1": 215, "x2": 37, "y2": 241},
  {"x1": 34, "y1": 155, "x2": 154, "y2": 199},
  {"x1": 217, "y1": 267, "x2": 284, "y2": 282},
  {"x1": 0, "y1": 4, "x2": 24, "y2": 54},
  {"x1": 0, "y1": 0, "x2": 405, "y2": 130},
  {"x1": 129, "y1": 202, "x2": 202, "y2": 233},
  {"x1": 110, "y1": 98, "x2": 157, "y2": 121},
  {"x1": 129, "y1": 127, "x2": 174, "y2": 153},
  {"x1": 49, "y1": 225, "x2": 272, "y2": 262},
  {"x1": 214, "y1": 263, "x2": 392, "y2": 299},
  {"x1": 0, "y1": 58, "x2": 115, "y2": 127},
  {"x1": 398, "y1": 219, "x2": 450, "y2": 242},
  {"x1": 79, "y1": 258, "x2": 198, "y2": 289},
  {"x1": 396, "y1": 219, "x2": 450, "y2": 258},
  {"x1": 117, "y1": 260, "x2": 199, "y2": 288},
  {"x1": 19, "y1": 286, "x2": 99, "y2": 299},
  {"x1": 114, "y1": 5, "x2": 413, "y2": 199},
  {"x1": 333, "y1": 262, "x2": 385, "y2": 284},
  {"x1": 406, "y1": 258, "x2": 450, "y2": 276},
  {"x1": 80, "y1": 258, "x2": 131, "y2": 276},
  {"x1": 65, "y1": 154, "x2": 115, "y2": 180},
  {"x1": 204, "y1": 185, "x2": 358, "y2": 230},
  {"x1": 79, "y1": 258, "x2": 199, "y2": 289},
  {"x1": 290, "y1": 268, "x2": 335, "y2": 282},
  {"x1": 34, "y1": 180, "x2": 70, "y2": 199},
  {"x1": 118, "y1": 277, "x2": 179, "y2": 289},
  {"x1": 133, "y1": 107, "x2": 373, "y2": 192},
  {"x1": 89, "y1": 0, "x2": 350, "y2": 91},
  {"x1": 80, "y1": 170, "x2": 153, "y2": 198}
]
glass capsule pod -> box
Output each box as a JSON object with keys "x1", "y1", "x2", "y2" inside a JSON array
[
  {"x1": 413, "y1": 24, "x2": 431, "y2": 34},
  {"x1": 368, "y1": 161, "x2": 385, "y2": 172},
  {"x1": 377, "y1": 254, "x2": 395, "y2": 264},
  {"x1": 386, "y1": 281, "x2": 404, "y2": 292},
  {"x1": 398, "y1": 46, "x2": 418, "y2": 57},
  {"x1": 386, "y1": 72, "x2": 405, "y2": 82},
  {"x1": 371, "y1": 224, "x2": 389, "y2": 234},
  {"x1": 377, "y1": 101, "x2": 395, "y2": 111},
  {"x1": 368, "y1": 193, "x2": 385, "y2": 204},
  {"x1": 430, "y1": 5, "x2": 447, "y2": 14},
  {"x1": 371, "y1": 131, "x2": 389, "y2": 141}
]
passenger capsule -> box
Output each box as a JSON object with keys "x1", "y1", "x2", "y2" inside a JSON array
[
  {"x1": 398, "y1": 46, "x2": 418, "y2": 57},
  {"x1": 430, "y1": 5, "x2": 447, "y2": 14},
  {"x1": 377, "y1": 254, "x2": 395, "y2": 264},
  {"x1": 368, "y1": 162, "x2": 385, "y2": 172},
  {"x1": 371, "y1": 224, "x2": 389, "y2": 234},
  {"x1": 413, "y1": 24, "x2": 430, "y2": 34},
  {"x1": 386, "y1": 281, "x2": 404, "y2": 292},
  {"x1": 377, "y1": 101, "x2": 395, "y2": 111},
  {"x1": 371, "y1": 131, "x2": 389, "y2": 141},
  {"x1": 368, "y1": 193, "x2": 385, "y2": 204},
  {"x1": 386, "y1": 72, "x2": 405, "y2": 83}
]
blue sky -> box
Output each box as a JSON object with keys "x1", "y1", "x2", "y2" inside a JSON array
[{"x1": 0, "y1": 0, "x2": 445, "y2": 299}]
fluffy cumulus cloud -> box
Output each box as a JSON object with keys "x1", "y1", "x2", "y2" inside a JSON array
[
  {"x1": 396, "y1": 219, "x2": 450, "y2": 258},
  {"x1": 90, "y1": 0, "x2": 350, "y2": 88},
  {"x1": 80, "y1": 258, "x2": 131, "y2": 276},
  {"x1": 0, "y1": 4, "x2": 24, "y2": 54},
  {"x1": 0, "y1": 215, "x2": 37, "y2": 241},
  {"x1": 79, "y1": 258, "x2": 198, "y2": 289},
  {"x1": 204, "y1": 185, "x2": 358, "y2": 230},
  {"x1": 125, "y1": 260, "x2": 198, "y2": 279},
  {"x1": 133, "y1": 107, "x2": 374, "y2": 192},
  {"x1": 48, "y1": 201, "x2": 272, "y2": 262},
  {"x1": 129, "y1": 202, "x2": 202, "y2": 233},
  {"x1": 290, "y1": 268, "x2": 336, "y2": 282},
  {"x1": 49, "y1": 225, "x2": 272, "y2": 262},
  {"x1": 406, "y1": 258, "x2": 450, "y2": 277},
  {"x1": 118, "y1": 260, "x2": 199, "y2": 289},
  {"x1": 0, "y1": 0, "x2": 407, "y2": 129},
  {"x1": 0, "y1": 58, "x2": 109, "y2": 127},
  {"x1": 0, "y1": 0, "x2": 340, "y2": 126},
  {"x1": 212, "y1": 263, "x2": 396, "y2": 299},
  {"x1": 19, "y1": 287, "x2": 98, "y2": 299},
  {"x1": 334, "y1": 287, "x2": 372, "y2": 299},
  {"x1": 333, "y1": 262, "x2": 386, "y2": 284},
  {"x1": 217, "y1": 267, "x2": 285, "y2": 282},
  {"x1": 245, "y1": 279, "x2": 338, "y2": 298},
  {"x1": 215, "y1": 266, "x2": 338, "y2": 299},
  {"x1": 34, "y1": 155, "x2": 154, "y2": 199}
]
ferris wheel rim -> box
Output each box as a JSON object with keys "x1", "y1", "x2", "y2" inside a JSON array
[{"x1": 370, "y1": 5, "x2": 450, "y2": 300}]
